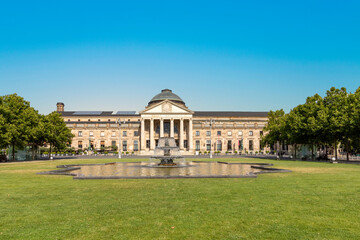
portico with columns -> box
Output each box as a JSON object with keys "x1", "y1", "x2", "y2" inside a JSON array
[{"x1": 139, "y1": 97, "x2": 194, "y2": 155}]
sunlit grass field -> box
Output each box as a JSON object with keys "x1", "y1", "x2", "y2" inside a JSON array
[{"x1": 1, "y1": 158, "x2": 359, "y2": 239}]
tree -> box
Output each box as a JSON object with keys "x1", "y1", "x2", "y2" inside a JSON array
[
  {"x1": 262, "y1": 109, "x2": 286, "y2": 155},
  {"x1": 27, "y1": 113, "x2": 47, "y2": 160},
  {"x1": 44, "y1": 112, "x2": 74, "y2": 158},
  {"x1": 0, "y1": 98, "x2": 9, "y2": 149},
  {"x1": 0, "y1": 94, "x2": 37, "y2": 161},
  {"x1": 323, "y1": 87, "x2": 354, "y2": 160}
]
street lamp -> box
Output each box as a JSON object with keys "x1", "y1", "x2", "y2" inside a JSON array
[
  {"x1": 88, "y1": 137, "x2": 92, "y2": 155},
  {"x1": 116, "y1": 119, "x2": 126, "y2": 159},
  {"x1": 206, "y1": 119, "x2": 214, "y2": 159}
]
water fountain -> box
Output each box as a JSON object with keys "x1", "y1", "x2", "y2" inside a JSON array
[{"x1": 150, "y1": 137, "x2": 184, "y2": 166}]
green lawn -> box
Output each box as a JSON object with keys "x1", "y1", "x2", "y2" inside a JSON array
[{"x1": 1, "y1": 158, "x2": 360, "y2": 240}]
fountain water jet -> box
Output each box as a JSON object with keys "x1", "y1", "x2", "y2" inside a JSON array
[{"x1": 150, "y1": 137, "x2": 184, "y2": 166}]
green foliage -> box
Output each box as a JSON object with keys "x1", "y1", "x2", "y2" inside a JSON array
[
  {"x1": 0, "y1": 94, "x2": 75, "y2": 160},
  {"x1": 263, "y1": 87, "x2": 360, "y2": 160},
  {"x1": 44, "y1": 112, "x2": 74, "y2": 153}
]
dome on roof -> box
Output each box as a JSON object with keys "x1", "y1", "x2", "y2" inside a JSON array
[{"x1": 148, "y1": 89, "x2": 185, "y2": 105}]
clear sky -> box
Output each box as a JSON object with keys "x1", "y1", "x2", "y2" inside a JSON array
[{"x1": 0, "y1": 0, "x2": 359, "y2": 114}]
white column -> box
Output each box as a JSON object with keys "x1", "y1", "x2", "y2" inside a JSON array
[
  {"x1": 150, "y1": 118, "x2": 155, "y2": 150},
  {"x1": 170, "y1": 118, "x2": 174, "y2": 138},
  {"x1": 160, "y1": 118, "x2": 164, "y2": 137},
  {"x1": 140, "y1": 118, "x2": 145, "y2": 150},
  {"x1": 180, "y1": 118, "x2": 184, "y2": 149},
  {"x1": 189, "y1": 118, "x2": 193, "y2": 151}
]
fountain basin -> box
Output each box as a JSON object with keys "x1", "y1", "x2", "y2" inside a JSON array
[{"x1": 37, "y1": 161, "x2": 291, "y2": 179}]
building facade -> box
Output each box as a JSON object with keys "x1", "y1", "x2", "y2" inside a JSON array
[{"x1": 59, "y1": 89, "x2": 268, "y2": 155}]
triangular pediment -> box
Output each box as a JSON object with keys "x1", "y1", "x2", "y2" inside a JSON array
[{"x1": 140, "y1": 100, "x2": 193, "y2": 115}]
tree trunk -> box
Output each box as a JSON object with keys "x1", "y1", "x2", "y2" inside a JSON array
[
  {"x1": 335, "y1": 141, "x2": 338, "y2": 161},
  {"x1": 32, "y1": 145, "x2": 36, "y2": 160},
  {"x1": 346, "y1": 140, "x2": 350, "y2": 161},
  {"x1": 311, "y1": 144, "x2": 314, "y2": 160},
  {"x1": 294, "y1": 144, "x2": 297, "y2": 159},
  {"x1": 325, "y1": 145, "x2": 328, "y2": 160},
  {"x1": 49, "y1": 144, "x2": 52, "y2": 160}
]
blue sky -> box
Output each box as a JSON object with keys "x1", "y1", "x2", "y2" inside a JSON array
[{"x1": 0, "y1": 0, "x2": 359, "y2": 114}]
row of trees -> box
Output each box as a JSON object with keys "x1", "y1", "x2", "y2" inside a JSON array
[
  {"x1": 262, "y1": 87, "x2": 360, "y2": 160},
  {"x1": 0, "y1": 94, "x2": 73, "y2": 161}
]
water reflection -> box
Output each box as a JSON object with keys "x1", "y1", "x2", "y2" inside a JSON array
[{"x1": 71, "y1": 162, "x2": 265, "y2": 179}]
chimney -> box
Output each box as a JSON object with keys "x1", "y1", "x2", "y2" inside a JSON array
[{"x1": 57, "y1": 102, "x2": 64, "y2": 112}]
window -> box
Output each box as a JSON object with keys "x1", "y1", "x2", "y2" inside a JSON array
[
  {"x1": 89, "y1": 131, "x2": 93, "y2": 137},
  {"x1": 88, "y1": 119, "x2": 91, "y2": 121},
  {"x1": 217, "y1": 140, "x2": 222, "y2": 151},
  {"x1": 108, "y1": 119, "x2": 111, "y2": 121},
  {"x1": 238, "y1": 131, "x2": 243, "y2": 136},
  {"x1": 238, "y1": 139, "x2": 243, "y2": 150},
  {"x1": 98, "y1": 119, "x2": 100, "y2": 121},
  {"x1": 217, "y1": 131, "x2": 221, "y2": 136},
  {"x1": 100, "y1": 131, "x2": 105, "y2": 137},
  {"x1": 68, "y1": 119, "x2": 70, "y2": 122},
  {"x1": 100, "y1": 141, "x2": 105, "y2": 148},
  {"x1": 196, "y1": 131, "x2": 200, "y2": 136},
  {"x1": 249, "y1": 131, "x2": 253, "y2": 136},
  {"x1": 227, "y1": 140, "x2": 232, "y2": 150},
  {"x1": 228, "y1": 131, "x2": 232, "y2": 136},
  {"x1": 206, "y1": 131, "x2": 211, "y2": 136},
  {"x1": 134, "y1": 140, "x2": 139, "y2": 151},
  {"x1": 184, "y1": 140, "x2": 188, "y2": 149},
  {"x1": 123, "y1": 131, "x2": 127, "y2": 137},
  {"x1": 134, "y1": 131, "x2": 139, "y2": 137},
  {"x1": 78, "y1": 119, "x2": 80, "y2": 121},
  {"x1": 78, "y1": 131, "x2": 82, "y2": 137},
  {"x1": 122, "y1": 140, "x2": 127, "y2": 151},
  {"x1": 111, "y1": 131, "x2": 116, "y2": 137},
  {"x1": 111, "y1": 141, "x2": 116, "y2": 147},
  {"x1": 206, "y1": 140, "x2": 211, "y2": 151},
  {"x1": 195, "y1": 140, "x2": 200, "y2": 151},
  {"x1": 146, "y1": 140, "x2": 150, "y2": 148},
  {"x1": 249, "y1": 140, "x2": 254, "y2": 151},
  {"x1": 78, "y1": 141, "x2": 83, "y2": 149},
  {"x1": 260, "y1": 131, "x2": 263, "y2": 136}
]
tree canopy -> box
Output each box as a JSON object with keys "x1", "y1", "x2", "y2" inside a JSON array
[
  {"x1": 262, "y1": 87, "x2": 360, "y2": 160},
  {"x1": 0, "y1": 94, "x2": 73, "y2": 160}
]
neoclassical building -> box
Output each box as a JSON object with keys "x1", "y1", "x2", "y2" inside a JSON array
[{"x1": 59, "y1": 89, "x2": 268, "y2": 155}]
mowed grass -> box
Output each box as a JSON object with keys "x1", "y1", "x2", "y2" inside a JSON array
[{"x1": 1, "y1": 158, "x2": 360, "y2": 240}]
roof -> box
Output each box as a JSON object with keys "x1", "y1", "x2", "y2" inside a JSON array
[
  {"x1": 148, "y1": 89, "x2": 185, "y2": 105},
  {"x1": 60, "y1": 111, "x2": 140, "y2": 117},
  {"x1": 60, "y1": 110, "x2": 268, "y2": 118},
  {"x1": 193, "y1": 111, "x2": 268, "y2": 117}
]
